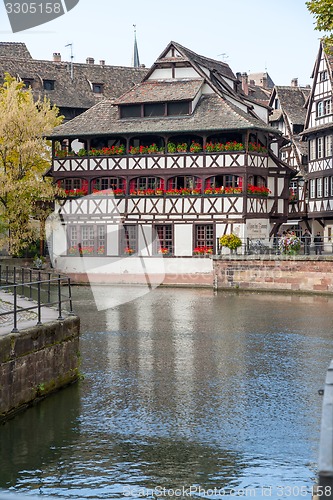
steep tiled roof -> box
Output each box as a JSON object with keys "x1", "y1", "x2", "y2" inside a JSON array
[
  {"x1": 51, "y1": 94, "x2": 279, "y2": 138},
  {"x1": 248, "y1": 72, "x2": 275, "y2": 89},
  {"x1": 0, "y1": 42, "x2": 32, "y2": 59},
  {"x1": 171, "y1": 42, "x2": 237, "y2": 82},
  {"x1": 0, "y1": 44, "x2": 147, "y2": 110},
  {"x1": 115, "y1": 79, "x2": 204, "y2": 104},
  {"x1": 272, "y1": 86, "x2": 310, "y2": 125}
]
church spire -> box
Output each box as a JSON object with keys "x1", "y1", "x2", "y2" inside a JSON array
[{"x1": 132, "y1": 25, "x2": 140, "y2": 68}]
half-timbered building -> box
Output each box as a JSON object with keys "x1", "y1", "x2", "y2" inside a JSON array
[
  {"x1": 48, "y1": 41, "x2": 293, "y2": 280},
  {"x1": 301, "y1": 41, "x2": 333, "y2": 243},
  {"x1": 269, "y1": 82, "x2": 311, "y2": 225}
]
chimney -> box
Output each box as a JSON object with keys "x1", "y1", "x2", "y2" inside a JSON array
[
  {"x1": 262, "y1": 75, "x2": 268, "y2": 89},
  {"x1": 241, "y1": 72, "x2": 248, "y2": 95},
  {"x1": 291, "y1": 78, "x2": 298, "y2": 87},
  {"x1": 99, "y1": 60, "x2": 105, "y2": 66},
  {"x1": 53, "y1": 52, "x2": 61, "y2": 62},
  {"x1": 86, "y1": 57, "x2": 95, "y2": 65}
]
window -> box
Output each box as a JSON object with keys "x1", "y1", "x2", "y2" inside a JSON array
[
  {"x1": 292, "y1": 124, "x2": 303, "y2": 134},
  {"x1": 317, "y1": 101, "x2": 324, "y2": 117},
  {"x1": 320, "y1": 70, "x2": 328, "y2": 81},
  {"x1": 317, "y1": 99, "x2": 331, "y2": 117},
  {"x1": 68, "y1": 224, "x2": 106, "y2": 255},
  {"x1": 167, "y1": 101, "x2": 190, "y2": 115},
  {"x1": 331, "y1": 177, "x2": 333, "y2": 196},
  {"x1": 309, "y1": 139, "x2": 316, "y2": 160},
  {"x1": 325, "y1": 135, "x2": 333, "y2": 157},
  {"x1": 310, "y1": 179, "x2": 315, "y2": 198},
  {"x1": 92, "y1": 83, "x2": 103, "y2": 93},
  {"x1": 120, "y1": 105, "x2": 142, "y2": 118},
  {"x1": 154, "y1": 225, "x2": 173, "y2": 255},
  {"x1": 119, "y1": 101, "x2": 191, "y2": 119},
  {"x1": 92, "y1": 177, "x2": 125, "y2": 192},
  {"x1": 168, "y1": 176, "x2": 201, "y2": 190},
  {"x1": 144, "y1": 103, "x2": 165, "y2": 117},
  {"x1": 22, "y1": 78, "x2": 33, "y2": 89},
  {"x1": 130, "y1": 177, "x2": 164, "y2": 192},
  {"x1": 317, "y1": 178, "x2": 323, "y2": 197},
  {"x1": 43, "y1": 80, "x2": 55, "y2": 90},
  {"x1": 194, "y1": 224, "x2": 214, "y2": 252},
  {"x1": 317, "y1": 137, "x2": 324, "y2": 158},
  {"x1": 59, "y1": 178, "x2": 88, "y2": 195},
  {"x1": 120, "y1": 225, "x2": 137, "y2": 255},
  {"x1": 324, "y1": 177, "x2": 329, "y2": 197}
]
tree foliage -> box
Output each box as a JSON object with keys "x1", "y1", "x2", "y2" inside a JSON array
[
  {"x1": 306, "y1": 0, "x2": 333, "y2": 49},
  {"x1": 0, "y1": 73, "x2": 63, "y2": 254}
]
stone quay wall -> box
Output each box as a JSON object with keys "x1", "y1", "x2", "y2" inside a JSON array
[
  {"x1": 0, "y1": 316, "x2": 80, "y2": 422},
  {"x1": 213, "y1": 256, "x2": 333, "y2": 294}
]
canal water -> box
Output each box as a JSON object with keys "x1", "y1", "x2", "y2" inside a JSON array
[{"x1": 1, "y1": 286, "x2": 333, "y2": 500}]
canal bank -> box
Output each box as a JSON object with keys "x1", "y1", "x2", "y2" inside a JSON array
[
  {"x1": 213, "y1": 255, "x2": 333, "y2": 294},
  {"x1": 0, "y1": 266, "x2": 81, "y2": 423},
  {"x1": 54, "y1": 254, "x2": 333, "y2": 295}
]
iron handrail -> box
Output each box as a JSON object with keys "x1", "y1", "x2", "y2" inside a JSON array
[{"x1": 0, "y1": 264, "x2": 74, "y2": 333}]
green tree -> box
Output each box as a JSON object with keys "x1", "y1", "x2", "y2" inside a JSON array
[
  {"x1": 306, "y1": 0, "x2": 333, "y2": 48},
  {"x1": 0, "y1": 73, "x2": 63, "y2": 255}
]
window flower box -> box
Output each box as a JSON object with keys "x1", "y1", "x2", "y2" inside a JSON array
[
  {"x1": 193, "y1": 246, "x2": 213, "y2": 255},
  {"x1": 247, "y1": 184, "x2": 270, "y2": 197}
]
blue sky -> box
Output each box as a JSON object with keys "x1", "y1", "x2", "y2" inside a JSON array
[{"x1": 0, "y1": 0, "x2": 323, "y2": 86}]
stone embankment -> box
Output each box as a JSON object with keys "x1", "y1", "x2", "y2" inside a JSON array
[
  {"x1": 213, "y1": 255, "x2": 333, "y2": 294},
  {"x1": 0, "y1": 315, "x2": 80, "y2": 422}
]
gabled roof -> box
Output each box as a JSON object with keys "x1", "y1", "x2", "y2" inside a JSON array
[
  {"x1": 115, "y1": 79, "x2": 204, "y2": 105},
  {"x1": 143, "y1": 41, "x2": 243, "y2": 105},
  {"x1": 248, "y1": 72, "x2": 275, "y2": 89},
  {"x1": 303, "y1": 40, "x2": 333, "y2": 134},
  {"x1": 269, "y1": 86, "x2": 310, "y2": 126},
  {"x1": 51, "y1": 93, "x2": 280, "y2": 138},
  {"x1": 51, "y1": 41, "x2": 279, "y2": 140}
]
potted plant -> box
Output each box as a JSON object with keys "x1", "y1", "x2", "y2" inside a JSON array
[
  {"x1": 167, "y1": 142, "x2": 177, "y2": 153},
  {"x1": 190, "y1": 141, "x2": 202, "y2": 153},
  {"x1": 219, "y1": 234, "x2": 242, "y2": 253},
  {"x1": 176, "y1": 143, "x2": 188, "y2": 153}
]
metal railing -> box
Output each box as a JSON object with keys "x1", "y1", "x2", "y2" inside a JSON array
[
  {"x1": 216, "y1": 236, "x2": 333, "y2": 256},
  {"x1": 0, "y1": 264, "x2": 74, "y2": 333}
]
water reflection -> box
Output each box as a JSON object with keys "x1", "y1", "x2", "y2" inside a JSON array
[{"x1": 0, "y1": 287, "x2": 332, "y2": 499}]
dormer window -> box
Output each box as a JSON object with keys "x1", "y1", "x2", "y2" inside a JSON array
[
  {"x1": 120, "y1": 101, "x2": 191, "y2": 119},
  {"x1": 43, "y1": 80, "x2": 55, "y2": 90},
  {"x1": 22, "y1": 78, "x2": 33, "y2": 89},
  {"x1": 93, "y1": 83, "x2": 104, "y2": 93}
]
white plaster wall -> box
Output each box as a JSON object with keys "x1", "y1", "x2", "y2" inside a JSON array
[
  {"x1": 148, "y1": 68, "x2": 172, "y2": 79},
  {"x1": 174, "y1": 224, "x2": 193, "y2": 256},
  {"x1": 174, "y1": 67, "x2": 198, "y2": 78}
]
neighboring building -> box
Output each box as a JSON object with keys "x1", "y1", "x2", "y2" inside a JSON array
[
  {"x1": 269, "y1": 82, "x2": 311, "y2": 223},
  {"x1": 0, "y1": 42, "x2": 147, "y2": 121},
  {"x1": 301, "y1": 40, "x2": 333, "y2": 243},
  {"x1": 48, "y1": 41, "x2": 293, "y2": 280}
]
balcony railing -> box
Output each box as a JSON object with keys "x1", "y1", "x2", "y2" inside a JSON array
[{"x1": 53, "y1": 150, "x2": 269, "y2": 173}]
